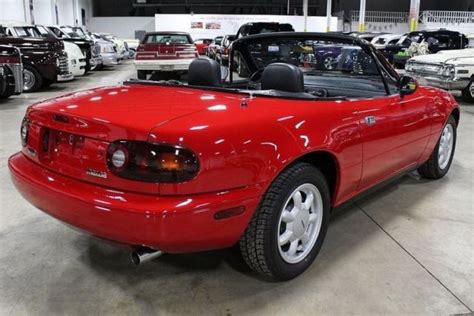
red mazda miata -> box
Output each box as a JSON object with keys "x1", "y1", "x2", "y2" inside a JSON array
[{"x1": 9, "y1": 33, "x2": 459, "y2": 281}]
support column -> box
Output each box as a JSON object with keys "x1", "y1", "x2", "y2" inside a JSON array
[
  {"x1": 303, "y1": 0, "x2": 308, "y2": 31},
  {"x1": 358, "y1": 0, "x2": 366, "y2": 32},
  {"x1": 287, "y1": 0, "x2": 290, "y2": 15},
  {"x1": 409, "y1": 0, "x2": 420, "y2": 32},
  {"x1": 326, "y1": 0, "x2": 332, "y2": 32}
]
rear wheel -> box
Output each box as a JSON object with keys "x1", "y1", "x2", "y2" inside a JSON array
[
  {"x1": 137, "y1": 70, "x2": 148, "y2": 80},
  {"x1": 23, "y1": 65, "x2": 43, "y2": 92},
  {"x1": 418, "y1": 116, "x2": 457, "y2": 179},
  {"x1": 461, "y1": 81, "x2": 474, "y2": 103},
  {"x1": 240, "y1": 162, "x2": 330, "y2": 281}
]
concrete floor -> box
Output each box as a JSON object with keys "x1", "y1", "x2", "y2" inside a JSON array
[{"x1": 0, "y1": 60, "x2": 473, "y2": 315}]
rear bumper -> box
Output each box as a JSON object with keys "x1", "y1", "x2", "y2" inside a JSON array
[
  {"x1": 102, "y1": 53, "x2": 122, "y2": 66},
  {"x1": 134, "y1": 59, "x2": 194, "y2": 71},
  {"x1": 8, "y1": 152, "x2": 261, "y2": 253}
]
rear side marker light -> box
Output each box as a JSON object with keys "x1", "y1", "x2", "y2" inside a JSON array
[
  {"x1": 214, "y1": 206, "x2": 246, "y2": 220},
  {"x1": 21, "y1": 118, "x2": 29, "y2": 147}
]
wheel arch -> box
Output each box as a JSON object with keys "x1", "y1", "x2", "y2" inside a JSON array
[
  {"x1": 451, "y1": 107, "x2": 460, "y2": 127},
  {"x1": 268, "y1": 150, "x2": 340, "y2": 207}
]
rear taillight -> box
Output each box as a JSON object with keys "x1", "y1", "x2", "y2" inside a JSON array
[{"x1": 106, "y1": 141, "x2": 199, "y2": 183}]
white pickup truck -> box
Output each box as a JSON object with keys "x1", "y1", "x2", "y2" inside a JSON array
[{"x1": 405, "y1": 48, "x2": 474, "y2": 102}]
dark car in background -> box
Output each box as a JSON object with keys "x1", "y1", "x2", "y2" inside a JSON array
[
  {"x1": 236, "y1": 22, "x2": 295, "y2": 39},
  {"x1": 0, "y1": 25, "x2": 71, "y2": 92},
  {"x1": 0, "y1": 45, "x2": 23, "y2": 98},
  {"x1": 47, "y1": 25, "x2": 101, "y2": 72},
  {"x1": 384, "y1": 29, "x2": 468, "y2": 69}
]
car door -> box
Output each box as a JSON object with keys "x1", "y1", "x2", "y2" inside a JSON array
[{"x1": 356, "y1": 51, "x2": 433, "y2": 190}]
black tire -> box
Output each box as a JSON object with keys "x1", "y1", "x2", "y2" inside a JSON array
[
  {"x1": 137, "y1": 70, "x2": 147, "y2": 80},
  {"x1": 23, "y1": 65, "x2": 43, "y2": 92},
  {"x1": 418, "y1": 115, "x2": 457, "y2": 179},
  {"x1": 461, "y1": 81, "x2": 474, "y2": 103},
  {"x1": 240, "y1": 162, "x2": 331, "y2": 281}
]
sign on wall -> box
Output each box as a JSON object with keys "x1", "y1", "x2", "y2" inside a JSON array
[{"x1": 155, "y1": 14, "x2": 338, "y2": 40}]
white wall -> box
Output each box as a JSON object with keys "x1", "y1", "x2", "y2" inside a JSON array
[
  {"x1": 0, "y1": 0, "x2": 91, "y2": 27},
  {"x1": 89, "y1": 17, "x2": 155, "y2": 38},
  {"x1": 154, "y1": 14, "x2": 338, "y2": 40},
  {"x1": 33, "y1": 0, "x2": 54, "y2": 25},
  {"x1": 0, "y1": 0, "x2": 27, "y2": 24}
]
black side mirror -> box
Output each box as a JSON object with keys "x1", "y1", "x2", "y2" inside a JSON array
[{"x1": 399, "y1": 75, "x2": 418, "y2": 96}]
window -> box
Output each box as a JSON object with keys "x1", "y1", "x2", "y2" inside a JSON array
[{"x1": 145, "y1": 34, "x2": 191, "y2": 44}]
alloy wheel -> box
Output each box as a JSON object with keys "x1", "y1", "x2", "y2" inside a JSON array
[
  {"x1": 277, "y1": 183, "x2": 323, "y2": 264},
  {"x1": 23, "y1": 69, "x2": 35, "y2": 91},
  {"x1": 438, "y1": 123, "x2": 454, "y2": 170}
]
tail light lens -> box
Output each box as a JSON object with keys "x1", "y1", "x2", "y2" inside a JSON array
[{"x1": 106, "y1": 141, "x2": 199, "y2": 183}]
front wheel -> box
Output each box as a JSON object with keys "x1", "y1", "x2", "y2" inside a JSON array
[
  {"x1": 418, "y1": 115, "x2": 457, "y2": 179},
  {"x1": 461, "y1": 81, "x2": 474, "y2": 103},
  {"x1": 240, "y1": 162, "x2": 330, "y2": 281}
]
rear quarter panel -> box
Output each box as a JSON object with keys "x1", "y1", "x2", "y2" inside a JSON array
[{"x1": 148, "y1": 92, "x2": 363, "y2": 203}]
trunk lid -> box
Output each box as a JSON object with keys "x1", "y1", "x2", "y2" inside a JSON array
[{"x1": 23, "y1": 84, "x2": 221, "y2": 193}]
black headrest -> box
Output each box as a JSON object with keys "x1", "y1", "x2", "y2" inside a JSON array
[
  {"x1": 261, "y1": 63, "x2": 304, "y2": 93},
  {"x1": 188, "y1": 58, "x2": 221, "y2": 87}
]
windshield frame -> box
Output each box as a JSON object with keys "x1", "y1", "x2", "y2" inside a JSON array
[{"x1": 229, "y1": 32, "x2": 396, "y2": 95}]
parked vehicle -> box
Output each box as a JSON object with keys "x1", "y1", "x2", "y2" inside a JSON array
[
  {"x1": 0, "y1": 25, "x2": 72, "y2": 92},
  {"x1": 134, "y1": 32, "x2": 198, "y2": 80},
  {"x1": 47, "y1": 25, "x2": 102, "y2": 72},
  {"x1": 207, "y1": 36, "x2": 223, "y2": 59},
  {"x1": 97, "y1": 33, "x2": 128, "y2": 59},
  {"x1": 123, "y1": 38, "x2": 140, "y2": 58},
  {"x1": 5, "y1": 24, "x2": 86, "y2": 78},
  {"x1": 349, "y1": 32, "x2": 384, "y2": 42},
  {"x1": 235, "y1": 22, "x2": 295, "y2": 39},
  {"x1": 0, "y1": 45, "x2": 23, "y2": 98},
  {"x1": 194, "y1": 38, "x2": 213, "y2": 55},
  {"x1": 216, "y1": 34, "x2": 236, "y2": 66},
  {"x1": 406, "y1": 48, "x2": 474, "y2": 102},
  {"x1": 384, "y1": 29, "x2": 468, "y2": 69},
  {"x1": 90, "y1": 33, "x2": 122, "y2": 68},
  {"x1": 371, "y1": 34, "x2": 403, "y2": 50},
  {"x1": 9, "y1": 33, "x2": 459, "y2": 281}
]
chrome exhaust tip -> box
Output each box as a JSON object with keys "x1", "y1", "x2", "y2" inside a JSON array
[{"x1": 131, "y1": 247, "x2": 163, "y2": 265}]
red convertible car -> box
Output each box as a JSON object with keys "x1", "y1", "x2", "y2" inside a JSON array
[{"x1": 9, "y1": 33, "x2": 459, "y2": 281}]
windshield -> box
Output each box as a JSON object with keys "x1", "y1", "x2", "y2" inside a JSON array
[
  {"x1": 60, "y1": 26, "x2": 83, "y2": 38},
  {"x1": 13, "y1": 26, "x2": 50, "y2": 38},
  {"x1": 399, "y1": 34, "x2": 421, "y2": 46},
  {"x1": 242, "y1": 38, "x2": 380, "y2": 77},
  {"x1": 144, "y1": 34, "x2": 191, "y2": 44}
]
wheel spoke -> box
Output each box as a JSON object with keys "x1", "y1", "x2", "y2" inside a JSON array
[
  {"x1": 293, "y1": 191, "x2": 303, "y2": 209},
  {"x1": 287, "y1": 240, "x2": 299, "y2": 256},
  {"x1": 304, "y1": 192, "x2": 314, "y2": 209},
  {"x1": 300, "y1": 233, "x2": 310, "y2": 245},
  {"x1": 309, "y1": 213, "x2": 318, "y2": 223},
  {"x1": 279, "y1": 231, "x2": 293, "y2": 246},
  {"x1": 281, "y1": 210, "x2": 295, "y2": 223}
]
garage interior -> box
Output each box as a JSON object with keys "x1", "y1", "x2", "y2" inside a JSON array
[{"x1": 0, "y1": 0, "x2": 473, "y2": 315}]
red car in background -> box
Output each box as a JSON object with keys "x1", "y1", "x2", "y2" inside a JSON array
[
  {"x1": 9, "y1": 33, "x2": 459, "y2": 281},
  {"x1": 134, "y1": 32, "x2": 198, "y2": 79},
  {"x1": 194, "y1": 38, "x2": 213, "y2": 55}
]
